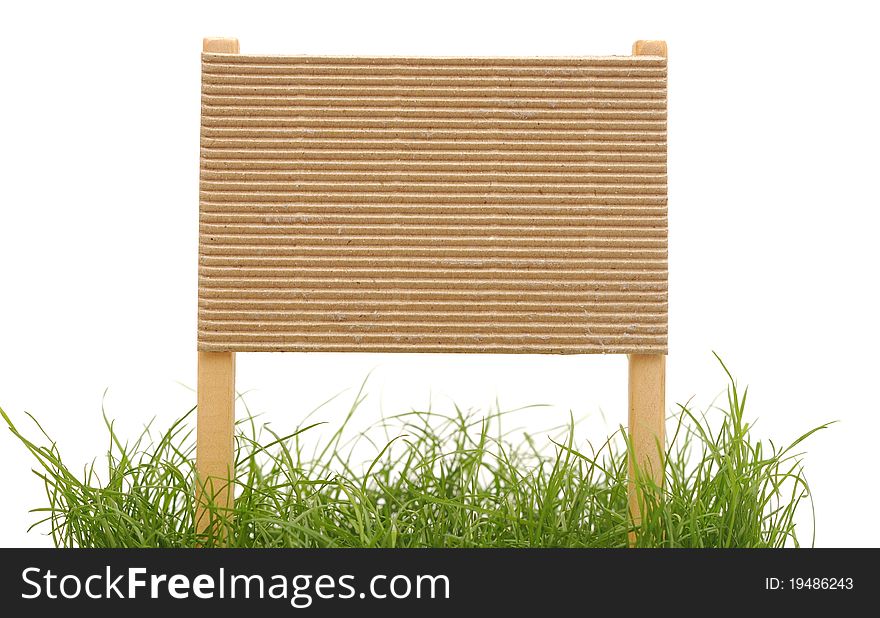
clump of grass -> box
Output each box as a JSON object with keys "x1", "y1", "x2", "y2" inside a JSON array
[
  {"x1": 1, "y1": 357, "x2": 829, "y2": 548},
  {"x1": 628, "y1": 356, "x2": 829, "y2": 547}
]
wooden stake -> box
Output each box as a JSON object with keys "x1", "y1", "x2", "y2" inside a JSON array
[
  {"x1": 202, "y1": 37, "x2": 239, "y2": 54},
  {"x1": 628, "y1": 40, "x2": 667, "y2": 544},
  {"x1": 196, "y1": 351, "x2": 236, "y2": 534},
  {"x1": 632, "y1": 39, "x2": 667, "y2": 58},
  {"x1": 627, "y1": 354, "x2": 666, "y2": 539},
  {"x1": 196, "y1": 37, "x2": 239, "y2": 537}
]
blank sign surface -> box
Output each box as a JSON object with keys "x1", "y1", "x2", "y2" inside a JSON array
[{"x1": 198, "y1": 54, "x2": 667, "y2": 354}]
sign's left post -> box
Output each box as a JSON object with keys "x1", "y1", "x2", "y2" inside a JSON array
[{"x1": 196, "y1": 37, "x2": 239, "y2": 539}]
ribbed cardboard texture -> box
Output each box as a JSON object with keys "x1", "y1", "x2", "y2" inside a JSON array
[{"x1": 198, "y1": 54, "x2": 668, "y2": 354}]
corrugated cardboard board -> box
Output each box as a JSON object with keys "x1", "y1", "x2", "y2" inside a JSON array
[{"x1": 198, "y1": 54, "x2": 668, "y2": 354}]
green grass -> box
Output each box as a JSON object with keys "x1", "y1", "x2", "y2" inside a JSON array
[{"x1": 1, "y1": 356, "x2": 829, "y2": 548}]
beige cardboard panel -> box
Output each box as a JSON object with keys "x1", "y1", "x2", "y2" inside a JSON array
[{"x1": 199, "y1": 54, "x2": 667, "y2": 354}]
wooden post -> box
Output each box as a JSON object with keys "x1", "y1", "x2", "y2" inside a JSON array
[
  {"x1": 202, "y1": 36, "x2": 239, "y2": 54},
  {"x1": 632, "y1": 38, "x2": 667, "y2": 59},
  {"x1": 628, "y1": 40, "x2": 667, "y2": 543},
  {"x1": 196, "y1": 351, "x2": 236, "y2": 533},
  {"x1": 196, "y1": 37, "x2": 239, "y2": 536},
  {"x1": 627, "y1": 354, "x2": 666, "y2": 534}
]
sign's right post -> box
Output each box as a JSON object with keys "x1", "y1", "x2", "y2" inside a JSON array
[{"x1": 627, "y1": 39, "x2": 668, "y2": 543}]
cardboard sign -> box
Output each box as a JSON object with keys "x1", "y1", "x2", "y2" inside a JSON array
[{"x1": 198, "y1": 53, "x2": 667, "y2": 354}]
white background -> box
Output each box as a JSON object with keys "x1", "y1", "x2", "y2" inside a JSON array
[{"x1": 1, "y1": 0, "x2": 878, "y2": 547}]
